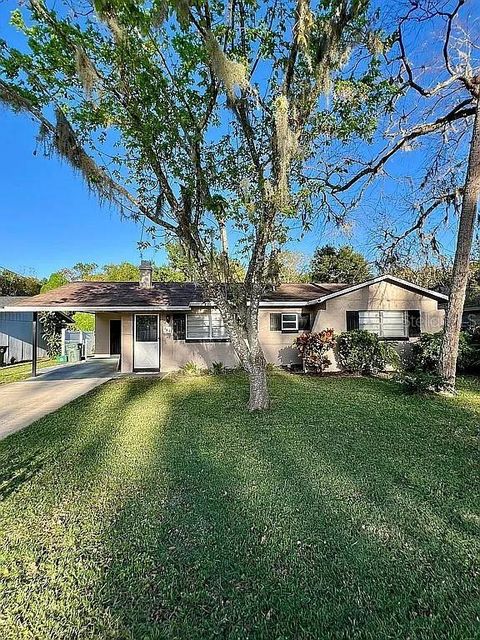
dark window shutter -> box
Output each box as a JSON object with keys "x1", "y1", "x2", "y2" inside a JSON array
[
  {"x1": 299, "y1": 313, "x2": 311, "y2": 330},
  {"x1": 172, "y1": 313, "x2": 186, "y2": 340},
  {"x1": 346, "y1": 311, "x2": 359, "y2": 331},
  {"x1": 270, "y1": 313, "x2": 282, "y2": 331},
  {"x1": 408, "y1": 310, "x2": 421, "y2": 337}
]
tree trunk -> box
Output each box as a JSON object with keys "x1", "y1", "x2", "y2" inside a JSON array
[
  {"x1": 247, "y1": 357, "x2": 270, "y2": 411},
  {"x1": 438, "y1": 90, "x2": 480, "y2": 391}
]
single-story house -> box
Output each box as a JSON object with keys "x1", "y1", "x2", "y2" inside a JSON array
[
  {"x1": 0, "y1": 296, "x2": 71, "y2": 364},
  {"x1": 4, "y1": 262, "x2": 447, "y2": 373}
]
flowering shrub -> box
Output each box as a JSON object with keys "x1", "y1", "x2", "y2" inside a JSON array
[{"x1": 295, "y1": 329, "x2": 335, "y2": 373}]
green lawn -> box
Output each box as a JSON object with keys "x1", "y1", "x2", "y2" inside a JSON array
[
  {"x1": 0, "y1": 373, "x2": 478, "y2": 639},
  {"x1": 0, "y1": 358, "x2": 58, "y2": 385}
]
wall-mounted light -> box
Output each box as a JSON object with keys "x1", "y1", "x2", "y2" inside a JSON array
[{"x1": 166, "y1": 315, "x2": 171, "y2": 323}]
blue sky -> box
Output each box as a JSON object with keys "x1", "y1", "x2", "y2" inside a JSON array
[{"x1": 0, "y1": 0, "x2": 476, "y2": 279}]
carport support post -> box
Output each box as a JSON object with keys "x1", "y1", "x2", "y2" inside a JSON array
[{"x1": 32, "y1": 312, "x2": 38, "y2": 378}]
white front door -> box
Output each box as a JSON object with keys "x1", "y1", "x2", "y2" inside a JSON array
[{"x1": 134, "y1": 314, "x2": 160, "y2": 370}]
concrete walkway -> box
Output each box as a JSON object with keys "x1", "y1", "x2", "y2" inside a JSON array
[{"x1": 0, "y1": 358, "x2": 119, "y2": 441}]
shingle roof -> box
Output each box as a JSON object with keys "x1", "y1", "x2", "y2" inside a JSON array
[
  {"x1": 4, "y1": 281, "x2": 348, "y2": 310},
  {"x1": 0, "y1": 296, "x2": 30, "y2": 307}
]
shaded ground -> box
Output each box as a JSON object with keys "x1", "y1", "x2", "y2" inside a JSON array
[
  {"x1": 0, "y1": 372, "x2": 478, "y2": 639},
  {"x1": 0, "y1": 358, "x2": 119, "y2": 439}
]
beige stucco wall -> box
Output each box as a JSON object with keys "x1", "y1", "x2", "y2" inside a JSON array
[
  {"x1": 311, "y1": 281, "x2": 445, "y2": 370},
  {"x1": 258, "y1": 307, "x2": 306, "y2": 366},
  {"x1": 121, "y1": 314, "x2": 134, "y2": 373},
  {"x1": 94, "y1": 283, "x2": 445, "y2": 373},
  {"x1": 312, "y1": 281, "x2": 444, "y2": 333},
  {"x1": 161, "y1": 310, "x2": 239, "y2": 371},
  {"x1": 94, "y1": 312, "x2": 121, "y2": 356}
]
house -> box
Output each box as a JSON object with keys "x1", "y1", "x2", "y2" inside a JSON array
[
  {"x1": 4, "y1": 262, "x2": 447, "y2": 373},
  {"x1": 0, "y1": 296, "x2": 72, "y2": 364}
]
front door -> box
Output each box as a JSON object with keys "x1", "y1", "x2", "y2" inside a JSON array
[
  {"x1": 134, "y1": 314, "x2": 160, "y2": 371},
  {"x1": 110, "y1": 319, "x2": 121, "y2": 355}
]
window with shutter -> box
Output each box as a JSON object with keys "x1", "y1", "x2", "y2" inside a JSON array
[
  {"x1": 172, "y1": 314, "x2": 186, "y2": 340},
  {"x1": 408, "y1": 310, "x2": 421, "y2": 337},
  {"x1": 186, "y1": 312, "x2": 228, "y2": 341},
  {"x1": 346, "y1": 311, "x2": 359, "y2": 331},
  {"x1": 358, "y1": 310, "x2": 409, "y2": 339},
  {"x1": 270, "y1": 313, "x2": 282, "y2": 331},
  {"x1": 299, "y1": 313, "x2": 311, "y2": 330}
]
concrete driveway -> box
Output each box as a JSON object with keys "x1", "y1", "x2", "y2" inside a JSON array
[{"x1": 0, "y1": 358, "x2": 119, "y2": 440}]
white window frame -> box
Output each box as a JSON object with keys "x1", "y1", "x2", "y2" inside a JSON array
[
  {"x1": 358, "y1": 310, "x2": 409, "y2": 339},
  {"x1": 281, "y1": 313, "x2": 298, "y2": 332},
  {"x1": 186, "y1": 312, "x2": 229, "y2": 341}
]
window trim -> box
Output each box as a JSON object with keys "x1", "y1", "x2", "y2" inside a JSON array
[
  {"x1": 185, "y1": 312, "x2": 229, "y2": 342},
  {"x1": 281, "y1": 313, "x2": 299, "y2": 333}
]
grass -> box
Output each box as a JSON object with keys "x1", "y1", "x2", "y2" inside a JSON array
[
  {"x1": 0, "y1": 358, "x2": 58, "y2": 385},
  {"x1": 0, "y1": 372, "x2": 478, "y2": 639}
]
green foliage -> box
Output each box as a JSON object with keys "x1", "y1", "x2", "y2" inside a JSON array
[
  {"x1": 407, "y1": 331, "x2": 480, "y2": 373},
  {"x1": 180, "y1": 360, "x2": 203, "y2": 376},
  {"x1": 395, "y1": 369, "x2": 444, "y2": 395},
  {"x1": 270, "y1": 250, "x2": 309, "y2": 283},
  {"x1": 209, "y1": 361, "x2": 225, "y2": 375},
  {"x1": 388, "y1": 264, "x2": 450, "y2": 293},
  {"x1": 337, "y1": 330, "x2": 400, "y2": 375},
  {"x1": 102, "y1": 262, "x2": 139, "y2": 281},
  {"x1": 39, "y1": 311, "x2": 64, "y2": 357},
  {"x1": 40, "y1": 271, "x2": 69, "y2": 293},
  {"x1": 72, "y1": 312, "x2": 94, "y2": 332},
  {"x1": 0, "y1": 269, "x2": 42, "y2": 296},
  {"x1": 295, "y1": 329, "x2": 336, "y2": 373},
  {"x1": 309, "y1": 245, "x2": 372, "y2": 284}
]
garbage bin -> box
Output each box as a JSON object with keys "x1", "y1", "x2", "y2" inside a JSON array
[
  {"x1": 65, "y1": 343, "x2": 80, "y2": 363},
  {"x1": 0, "y1": 346, "x2": 7, "y2": 367},
  {"x1": 78, "y1": 343, "x2": 85, "y2": 361}
]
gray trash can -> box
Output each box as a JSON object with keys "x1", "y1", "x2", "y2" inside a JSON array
[{"x1": 0, "y1": 346, "x2": 7, "y2": 367}]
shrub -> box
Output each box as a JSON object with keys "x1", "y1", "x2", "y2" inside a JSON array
[
  {"x1": 294, "y1": 329, "x2": 335, "y2": 373},
  {"x1": 336, "y1": 330, "x2": 400, "y2": 375},
  {"x1": 407, "y1": 331, "x2": 480, "y2": 373},
  {"x1": 210, "y1": 361, "x2": 225, "y2": 375},
  {"x1": 395, "y1": 369, "x2": 444, "y2": 395},
  {"x1": 180, "y1": 361, "x2": 202, "y2": 376}
]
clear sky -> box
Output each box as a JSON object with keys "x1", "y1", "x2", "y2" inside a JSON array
[{"x1": 0, "y1": 0, "x2": 477, "y2": 279}]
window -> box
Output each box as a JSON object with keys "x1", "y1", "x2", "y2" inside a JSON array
[
  {"x1": 172, "y1": 314, "x2": 186, "y2": 340},
  {"x1": 281, "y1": 313, "x2": 298, "y2": 332},
  {"x1": 358, "y1": 310, "x2": 408, "y2": 339},
  {"x1": 270, "y1": 313, "x2": 282, "y2": 331},
  {"x1": 270, "y1": 313, "x2": 311, "y2": 332},
  {"x1": 186, "y1": 312, "x2": 228, "y2": 341},
  {"x1": 136, "y1": 315, "x2": 158, "y2": 342}
]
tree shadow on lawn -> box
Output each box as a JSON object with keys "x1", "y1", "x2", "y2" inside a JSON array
[
  {"x1": 94, "y1": 373, "x2": 479, "y2": 640},
  {"x1": 0, "y1": 378, "x2": 140, "y2": 503}
]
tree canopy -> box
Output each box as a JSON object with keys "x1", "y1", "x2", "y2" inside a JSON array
[
  {"x1": 309, "y1": 244, "x2": 372, "y2": 284},
  {"x1": 0, "y1": 0, "x2": 397, "y2": 408}
]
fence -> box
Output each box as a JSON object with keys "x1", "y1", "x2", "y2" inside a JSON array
[{"x1": 62, "y1": 329, "x2": 95, "y2": 361}]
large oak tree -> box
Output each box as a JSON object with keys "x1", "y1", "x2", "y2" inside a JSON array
[{"x1": 0, "y1": 0, "x2": 392, "y2": 409}]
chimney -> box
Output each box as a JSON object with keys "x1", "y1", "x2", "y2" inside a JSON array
[{"x1": 139, "y1": 260, "x2": 153, "y2": 289}]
